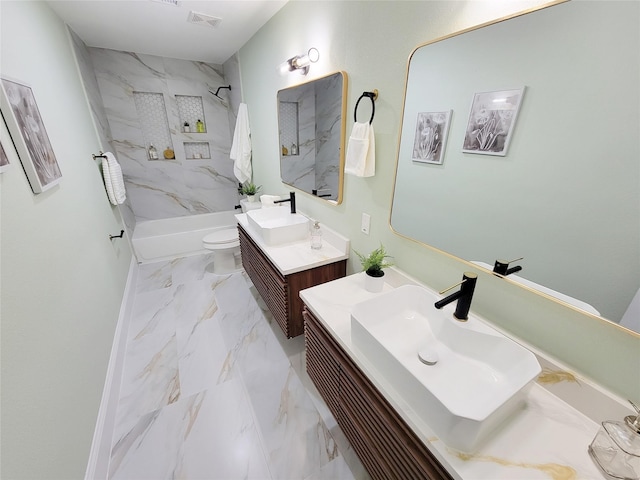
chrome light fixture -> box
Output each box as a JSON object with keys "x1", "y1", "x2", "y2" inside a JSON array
[{"x1": 279, "y1": 47, "x2": 320, "y2": 75}]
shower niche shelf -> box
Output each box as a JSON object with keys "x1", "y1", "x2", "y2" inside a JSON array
[
  {"x1": 184, "y1": 142, "x2": 210, "y2": 160},
  {"x1": 133, "y1": 91, "x2": 173, "y2": 160},
  {"x1": 279, "y1": 100, "x2": 299, "y2": 156},
  {"x1": 177, "y1": 95, "x2": 206, "y2": 133}
]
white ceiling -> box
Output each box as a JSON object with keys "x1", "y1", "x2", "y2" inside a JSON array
[{"x1": 46, "y1": 0, "x2": 288, "y2": 64}]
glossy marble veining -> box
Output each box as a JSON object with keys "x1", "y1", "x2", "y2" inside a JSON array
[
  {"x1": 69, "y1": 30, "x2": 137, "y2": 235},
  {"x1": 108, "y1": 253, "x2": 367, "y2": 479},
  {"x1": 89, "y1": 47, "x2": 239, "y2": 222}
]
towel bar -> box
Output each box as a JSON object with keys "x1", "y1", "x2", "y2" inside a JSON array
[
  {"x1": 354, "y1": 89, "x2": 378, "y2": 124},
  {"x1": 92, "y1": 152, "x2": 107, "y2": 160}
]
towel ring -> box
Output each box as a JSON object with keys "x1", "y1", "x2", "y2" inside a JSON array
[{"x1": 354, "y1": 89, "x2": 378, "y2": 124}]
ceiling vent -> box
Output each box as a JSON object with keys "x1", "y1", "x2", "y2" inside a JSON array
[
  {"x1": 187, "y1": 11, "x2": 223, "y2": 29},
  {"x1": 150, "y1": 0, "x2": 181, "y2": 6}
]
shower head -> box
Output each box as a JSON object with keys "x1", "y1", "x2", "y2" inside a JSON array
[{"x1": 210, "y1": 85, "x2": 231, "y2": 99}]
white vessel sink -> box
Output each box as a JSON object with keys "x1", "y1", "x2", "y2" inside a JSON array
[
  {"x1": 246, "y1": 207, "x2": 310, "y2": 246},
  {"x1": 351, "y1": 284, "x2": 541, "y2": 452}
]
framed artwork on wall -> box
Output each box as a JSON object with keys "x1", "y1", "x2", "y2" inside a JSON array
[
  {"x1": 0, "y1": 77, "x2": 62, "y2": 192},
  {"x1": 411, "y1": 110, "x2": 452, "y2": 164},
  {"x1": 462, "y1": 87, "x2": 525, "y2": 156}
]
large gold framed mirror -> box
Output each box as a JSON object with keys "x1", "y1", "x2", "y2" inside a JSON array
[
  {"x1": 391, "y1": 1, "x2": 639, "y2": 333},
  {"x1": 277, "y1": 71, "x2": 347, "y2": 204}
]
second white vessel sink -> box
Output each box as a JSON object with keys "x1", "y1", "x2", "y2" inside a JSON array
[
  {"x1": 246, "y1": 207, "x2": 310, "y2": 246},
  {"x1": 351, "y1": 284, "x2": 541, "y2": 452}
]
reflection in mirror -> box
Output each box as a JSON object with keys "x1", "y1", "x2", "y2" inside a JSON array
[
  {"x1": 278, "y1": 71, "x2": 347, "y2": 203},
  {"x1": 391, "y1": 1, "x2": 639, "y2": 332}
]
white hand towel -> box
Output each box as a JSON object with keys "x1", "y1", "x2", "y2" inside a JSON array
[
  {"x1": 344, "y1": 122, "x2": 375, "y2": 177},
  {"x1": 230, "y1": 103, "x2": 252, "y2": 183},
  {"x1": 101, "y1": 152, "x2": 126, "y2": 205},
  {"x1": 260, "y1": 194, "x2": 281, "y2": 208}
]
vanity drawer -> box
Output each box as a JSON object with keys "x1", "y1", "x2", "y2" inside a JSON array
[
  {"x1": 239, "y1": 225, "x2": 346, "y2": 338},
  {"x1": 304, "y1": 309, "x2": 341, "y2": 419},
  {"x1": 304, "y1": 307, "x2": 453, "y2": 480}
]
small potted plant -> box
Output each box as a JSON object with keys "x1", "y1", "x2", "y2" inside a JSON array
[
  {"x1": 355, "y1": 244, "x2": 393, "y2": 293},
  {"x1": 241, "y1": 182, "x2": 261, "y2": 202}
]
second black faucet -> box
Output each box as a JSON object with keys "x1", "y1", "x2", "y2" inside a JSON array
[
  {"x1": 434, "y1": 272, "x2": 478, "y2": 321},
  {"x1": 274, "y1": 191, "x2": 296, "y2": 214},
  {"x1": 493, "y1": 257, "x2": 523, "y2": 276}
]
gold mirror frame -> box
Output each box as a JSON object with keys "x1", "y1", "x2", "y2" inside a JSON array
[{"x1": 390, "y1": 0, "x2": 639, "y2": 337}]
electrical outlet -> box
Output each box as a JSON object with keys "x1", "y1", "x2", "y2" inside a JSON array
[{"x1": 361, "y1": 213, "x2": 371, "y2": 235}]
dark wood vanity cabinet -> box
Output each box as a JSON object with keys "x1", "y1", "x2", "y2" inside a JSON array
[
  {"x1": 238, "y1": 225, "x2": 346, "y2": 338},
  {"x1": 304, "y1": 307, "x2": 453, "y2": 480}
]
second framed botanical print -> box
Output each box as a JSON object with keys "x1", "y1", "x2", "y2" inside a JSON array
[{"x1": 462, "y1": 87, "x2": 525, "y2": 156}]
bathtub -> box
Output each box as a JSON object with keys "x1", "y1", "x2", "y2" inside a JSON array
[{"x1": 132, "y1": 211, "x2": 238, "y2": 264}]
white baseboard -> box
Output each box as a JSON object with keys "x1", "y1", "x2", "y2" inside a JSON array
[{"x1": 85, "y1": 257, "x2": 138, "y2": 480}]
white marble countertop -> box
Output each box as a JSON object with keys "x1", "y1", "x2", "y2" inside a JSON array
[
  {"x1": 299, "y1": 269, "x2": 616, "y2": 480},
  {"x1": 235, "y1": 211, "x2": 350, "y2": 276}
]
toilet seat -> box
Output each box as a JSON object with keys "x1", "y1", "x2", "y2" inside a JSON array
[{"x1": 203, "y1": 228, "x2": 239, "y2": 250}]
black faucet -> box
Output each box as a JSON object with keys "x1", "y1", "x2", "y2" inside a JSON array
[
  {"x1": 434, "y1": 272, "x2": 478, "y2": 321},
  {"x1": 274, "y1": 191, "x2": 296, "y2": 213},
  {"x1": 493, "y1": 257, "x2": 523, "y2": 276}
]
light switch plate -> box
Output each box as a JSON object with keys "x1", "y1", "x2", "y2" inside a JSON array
[{"x1": 361, "y1": 213, "x2": 371, "y2": 235}]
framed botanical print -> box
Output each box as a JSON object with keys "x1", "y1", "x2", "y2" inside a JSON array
[
  {"x1": 462, "y1": 87, "x2": 525, "y2": 156},
  {"x1": 411, "y1": 110, "x2": 452, "y2": 164},
  {"x1": 0, "y1": 77, "x2": 62, "y2": 192}
]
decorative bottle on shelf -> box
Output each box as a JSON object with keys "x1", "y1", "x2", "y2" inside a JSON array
[
  {"x1": 163, "y1": 146, "x2": 175, "y2": 159},
  {"x1": 290, "y1": 143, "x2": 298, "y2": 155},
  {"x1": 311, "y1": 221, "x2": 323, "y2": 250},
  {"x1": 589, "y1": 400, "x2": 640, "y2": 480},
  {"x1": 282, "y1": 145, "x2": 288, "y2": 156},
  {"x1": 183, "y1": 121, "x2": 190, "y2": 133},
  {"x1": 148, "y1": 144, "x2": 158, "y2": 160},
  {"x1": 196, "y1": 119, "x2": 205, "y2": 133}
]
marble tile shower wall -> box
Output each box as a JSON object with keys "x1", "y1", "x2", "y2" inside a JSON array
[
  {"x1": 281, "y1": 82, "x2": 316, "y2": 193},
  {"x1": 89, "y1": 48, "x2": 239, "y2": 222},
  {"x1": 314, "y1": 76, "x2": 341, "y2": 198},
  {"x1": 222, "y1": 54, "x2": 241, "y2": 142},
  {"x1": 69, "y1": 30, "x2": 137, "y2": 233}
]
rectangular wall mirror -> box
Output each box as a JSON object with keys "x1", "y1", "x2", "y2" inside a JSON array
[
  {"x1": 391, "y1": 1, "x2": 639, "y2": 333},
  {"x1": 278, "y1": 71, "x2": 347, "y2": 204}
]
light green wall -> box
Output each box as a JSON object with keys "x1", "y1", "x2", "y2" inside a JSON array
[
  {"x1": 0, "y1": 2, "x2": 132, "y2": 479},
  {"x1": 239, "y1": 0, "x2": 640, "y2": 401}
]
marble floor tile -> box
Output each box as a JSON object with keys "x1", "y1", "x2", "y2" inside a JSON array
[
  {"x1": 306, "y1": 455, "x2": 361, "y2": 480},
  {"x1": 168, "y1": 252, "x2": 219, "y2": 284},
  {"x1": 176, "y1": 313, "x2": 229, "y2": 397},
  {"x1": 113, "y1": 328, "x2": 181, "y2": 447},
  {"x1": 109, "y1": 253, "x2": 363, "y2": 479},
  {"x1": 244, "y1": 364, "x2": 339, "y2": 480},
  {"x1": 110, "y1": 382, "x2": 270, "y2": 480},
  {"x1": 128, "y1": 285, "x2": 181, "y2": 341},
  {"x1": 136, "y1": 260, "x2": 174, "y2": 293}
]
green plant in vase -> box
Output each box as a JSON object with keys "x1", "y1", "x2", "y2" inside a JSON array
[
  {"x1": 241, "y1": 182, "x2": 262, "y2": 201},
  {"x1": 356, "y1": 244, "x2": 393, "y2": 292}
]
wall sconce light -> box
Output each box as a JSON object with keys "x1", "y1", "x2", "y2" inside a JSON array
[{"x1": 279, "y1": 47, "x2": 320, "y2": 75}]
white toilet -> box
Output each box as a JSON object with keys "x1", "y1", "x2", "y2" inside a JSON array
[
  {"x1": 202, "y1": 200, "x2": 261, "y2": 274},
  {"x1": 202, "y1": 227, "x2": 240, "y2": 274}
]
